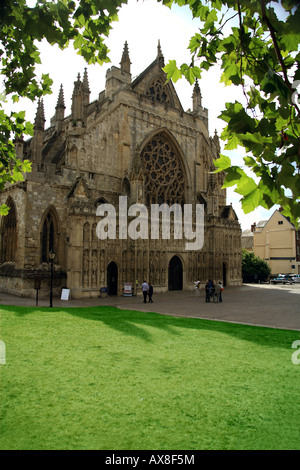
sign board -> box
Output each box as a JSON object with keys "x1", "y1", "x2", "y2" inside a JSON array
[
  {"x1": 34, "y1": 275, "x2": 41, "y2": 290},
  {"x1": 100, "y1": 287, "x2": 108, "y2": 297},
  {"x1": 61, "y1": 288, "x2": 70, "y2": 301},
  {"x1": 123, "y1": 283, "x2": 132, "y2": 296}
]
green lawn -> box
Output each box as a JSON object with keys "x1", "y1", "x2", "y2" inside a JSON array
[{"x1": 0, "y1": 304, "x2": 299, "y2": 450}]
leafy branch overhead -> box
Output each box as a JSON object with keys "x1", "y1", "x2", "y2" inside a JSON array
[
  {"x1": 163, "y1": 0, "x2": 300, "y2": 226},
  {"x1": 0, "y1": 0, "x2": 299, "y2": 226},
  {"x1": 0, "y1": 0, "x2": 123, "y2": 215}
]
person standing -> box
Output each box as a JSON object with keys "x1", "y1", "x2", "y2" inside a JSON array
[
  {"x1": 205, "y1": 281, "x2": 210, "y2": 302},
  {"x1": 141, "y1": 280, "x2": 149, "y2": 303},
  {"x1": 219, "y1": 282, "x2": 223, "y2": 302},
  {"x1": 213, "y1": 281, "x2": 221, "y2": 303},
  {"x1": 195, "y1": 279, "x2": 200, "y2": 297},
  {"x1": 148, "y1": 282, "x2": 153, "y2": 303}
]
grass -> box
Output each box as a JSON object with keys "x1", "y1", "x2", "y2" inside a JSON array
[{"x1": 0, "y1": 304, "x2": 300, "y2": 450}]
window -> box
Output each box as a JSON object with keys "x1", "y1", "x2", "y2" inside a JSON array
[
  {"x1": 146, "y1": 77, "x2": 171, "y2": 105},
  {"x1": 141, "y1": 133, "x2": 185, "y2": 206},
  {"x1": 0, "y1": 198, "x2": 17, "y2": 263},
  {"x1": 41, "y1": 209, "x2": 58, "y2": 263},
  {"x1": 278, "y1": 220, "x2": 283, "y2": 225}
]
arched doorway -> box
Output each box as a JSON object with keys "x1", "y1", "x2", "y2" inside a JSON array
[
  {"x1": 107, "y1": 262, "x2": 118, "y2": 295},
  {"x1": 168, "y1": 255, "x2": 183, "y2": 291}
]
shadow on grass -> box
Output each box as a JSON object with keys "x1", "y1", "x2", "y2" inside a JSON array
[{"x1": 2, "y1": 303, "x2": 299, "y2": 349}]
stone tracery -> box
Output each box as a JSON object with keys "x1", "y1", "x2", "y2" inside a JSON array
[
  {"x1": 141, "y1": 133, "x2": 185, "y2": 206},
  {"x1": 146, "y1": 77, "x2": 171, "y2": 104}
]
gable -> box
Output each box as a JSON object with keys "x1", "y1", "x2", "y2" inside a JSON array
[
  {"x1": 131, "y1": 60, "x2": 183, "y2": 112},
  {"x1": 257, "y1": 209, "x2": 295, "y2": 232},
  {"x1": 67, "y1": 176, "x2": 90, "y2": 199},
  {"x1": 220, "y1": 205, "x2": 238, "y2": 221}
]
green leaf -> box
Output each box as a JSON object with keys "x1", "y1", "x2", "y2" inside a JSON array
[
  {"x1": 222, "y1": 166, "x2": 244, "y2": 188},
  {"x1": 234, "y1": 174, "x2": 257, "y2": 197},
  {"x1": 241, "y1": 188, "x2": 262, "y2": 213},
  {"x1": 0, "y1": 204, "x2": 10, "y2": 216},
  {"x1": 163, "y1": 60, "x2": 182, "y2": 83},
  {"x1": 213, "y1": 154, "x2": 231, "y2": 172}
]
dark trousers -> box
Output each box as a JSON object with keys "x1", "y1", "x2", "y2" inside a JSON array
[{"x1": 143, "y1": 291, "x2": 147, "y2": 303}]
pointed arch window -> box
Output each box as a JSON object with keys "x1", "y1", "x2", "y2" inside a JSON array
[
  {"x1": 146, "y1": 77, "x2": 171, "y2": 105},
  {"x1": 41, "y1": 209, "x2": 58, "y2": 263},
  {"x1": 0, "y1": 198, "x2": 17, "y2": 263}
]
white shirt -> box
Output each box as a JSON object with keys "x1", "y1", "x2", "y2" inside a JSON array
[{"x1": 142, "y1": 282, "x2": 149, "y2": 291}]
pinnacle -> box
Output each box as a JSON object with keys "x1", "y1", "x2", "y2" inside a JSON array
[{"x1": 34, "y1": 98, "x2": 45, "y2": 130}]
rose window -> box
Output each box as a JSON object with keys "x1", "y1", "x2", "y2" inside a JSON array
[{"x1": 141, "y1": 133, "x2": 185, "y2": 206}]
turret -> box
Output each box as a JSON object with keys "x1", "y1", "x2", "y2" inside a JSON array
[
  {"x1": 71, "y1": 69, "x2": 90, "y2": 124},
  {"x1": 192, "y1": 80, "x2": 202, "y2": 112},
  {"x1": 192, "y1": 79, "x2": 208, "y2": 128},
  {"x1": 105, "y1": 41, "x2": 132, "y2": 99}
]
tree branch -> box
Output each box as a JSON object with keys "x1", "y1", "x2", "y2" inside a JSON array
[{"x1": 260, "y1": 0, "x2": 300, "y2": 114}]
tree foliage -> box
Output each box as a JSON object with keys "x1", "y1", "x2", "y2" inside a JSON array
[
  {"x1": 1, "y1": 0, "x2": 299, "y2": 226},
  {"x1": 242, "y1": 249, "x2": 271, "y2": 282},
  {"x1": 0, "y1": 0, "x2": 124, "y2": 215},
  {"x1": 163, "y1": 0, "x2": 300, "y2": 226}
]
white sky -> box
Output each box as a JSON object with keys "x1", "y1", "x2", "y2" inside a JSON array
[{"x1": 4, "y1": 0, "x2": 279, "y2": 230}]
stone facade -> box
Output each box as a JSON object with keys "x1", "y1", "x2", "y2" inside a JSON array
[{"x1": 0, "y1": 43, "x2": 242, "y2": 298}]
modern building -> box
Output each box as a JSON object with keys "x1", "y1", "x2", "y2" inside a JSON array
[
  {"x1": 252, "y1": 209, "x2": 300, "y2": 275},
  {"x1": 0, "y1": 42, "x2": 242, "y2": 298}
]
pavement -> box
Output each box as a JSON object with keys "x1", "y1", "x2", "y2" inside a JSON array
[{"x1": 1, "y1": 283, "x2": 300, "y2": 331}]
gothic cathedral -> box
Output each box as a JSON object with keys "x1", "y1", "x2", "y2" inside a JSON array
[{"x1": 0, "y1": 42, "x2": 242, "y2": 298}]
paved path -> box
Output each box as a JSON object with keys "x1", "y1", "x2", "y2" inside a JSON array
[{"x1": 1, "y1": 283, "x2": 300, "y2": 331}]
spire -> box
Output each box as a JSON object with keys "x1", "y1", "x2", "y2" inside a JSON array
[
  {"x1": 54, "y1": 84, "x2": 65, "y2": 131},
  {"x1": 72, "y1": 72, "x2": 82, "y2": 121},
  {"x1": 82, "y1": 68, "x2": 90, "y2": 92},
  {"x1": 157, "y1": 39, "x2": 165, "y2": 67},
  {"x1": 213, "y1": 129, "x2": 220, "y2": 152},
  {"x1": 34, "y1": 98, "x2": 45, "y2": 131},
  {"x1": 56, "y1": 84, "x2": 65, "y2": 110},
  {"x1": 73, "y1": 73, "x2": 81, "y2": 96},
  {"x1": 82, "y1": 68, "x2": 90, "y2": 110},
  {"x1": 120, "y1": 41, "x2": 131, "y2": 74},
  {"x1": 32, "y1": 98, "x2": 45, "y2": 167}
]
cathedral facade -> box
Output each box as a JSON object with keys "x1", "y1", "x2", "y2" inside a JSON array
[{"x1": 0, "y1": 43, "x2": 242, "y2": 298}]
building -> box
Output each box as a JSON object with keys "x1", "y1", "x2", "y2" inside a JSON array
[
  {"x1": 241, "y1": 228, "x2": 254, "y2": 252},
  {"x1": 253, "y1": 209, "x2": 300, "y2": 275},
  {"x1": 0, "y1": 42, "x2": 242, "y2": 298}
]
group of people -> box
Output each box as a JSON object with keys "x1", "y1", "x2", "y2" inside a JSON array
[
  {"x1": 195, "y1": 279, "x2": 224, "y2": 303},
  {"x1": 142, "y1": 279, "x2": 223, "y2": 304},
  {"x1": 205, "y1": 279, "x2": 223, "y2": 303},
  {"x1": 141, "y1": 281, "x2": 154, "y2": 303}
]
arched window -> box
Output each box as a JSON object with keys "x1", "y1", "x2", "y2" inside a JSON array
[
  {"x1": 122, "y1": 178, "x2": 131, "y2": 198},
  {"x1": 41, "y1": 208, "x2": 58, "y2": 263},
  {"x1": 141, "y1": 132, "x2": 185, "y2": 206},
  {"x1": 0, "y1": 197, "x2": 17, "y2": 263},
  {"x1": 146, "y1": 77, "x2": 171, "y2": 105}
]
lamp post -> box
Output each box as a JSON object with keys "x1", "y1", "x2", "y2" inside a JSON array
[{"x1": 49, "y1": 250, "x2": 56, "y2": 308}]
